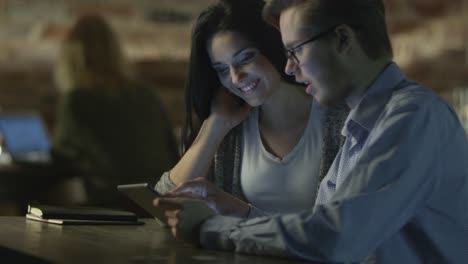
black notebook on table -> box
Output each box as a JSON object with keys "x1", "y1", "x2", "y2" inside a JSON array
[{"x1": 26, "y1": 204, "x2": 143, "y2": 225}]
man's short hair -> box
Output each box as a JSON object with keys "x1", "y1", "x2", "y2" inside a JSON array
[{"x1": 263, "y1": 0, "x2": 393, "y2": 60}]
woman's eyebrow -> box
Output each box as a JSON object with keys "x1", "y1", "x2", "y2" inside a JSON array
[{"x1": 211, "y1": 47, "x2": 252, "y2": 67}]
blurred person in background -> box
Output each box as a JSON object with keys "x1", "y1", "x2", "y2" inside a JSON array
[{"x1": 52, "y1": 14, "x2": 178, "y2": 208}]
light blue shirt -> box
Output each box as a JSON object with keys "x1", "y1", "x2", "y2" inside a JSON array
[{"x1": 199, "y1": 63, "x2": 468, "y2": 263}]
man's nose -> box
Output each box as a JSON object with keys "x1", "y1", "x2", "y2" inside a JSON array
[{"x1": 284, "y1": 58, "x2": 298, "y2": 76}]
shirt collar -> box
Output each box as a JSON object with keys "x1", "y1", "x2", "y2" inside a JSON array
[{"x1": 342, "y1": 62, "x2": 407, "y2": 137}]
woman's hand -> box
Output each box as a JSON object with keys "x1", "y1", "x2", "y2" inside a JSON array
[
  {"x1": 209, "y1": 88, "x2": 251, "y2": 133},
  {"x1": 168, "y1": 177, "x2": 250, "y2": 218},
  {"x1": 153, "y1": 197, "x2": 215, "y2": 244},
  {"x1": 163, "y1": 89, "x2": 251, "y2": 186}
]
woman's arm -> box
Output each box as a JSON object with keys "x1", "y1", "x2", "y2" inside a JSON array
[
  {"x1": 169, "y1": 115, "x2": 231, "y2": 185},
  {"x1": 156, "y1": 88, "x2": 251, "y2": 193}
]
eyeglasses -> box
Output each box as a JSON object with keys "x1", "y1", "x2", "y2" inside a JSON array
[{"x1": 285, "y1": 26, "x2": 338, "y2": 64}]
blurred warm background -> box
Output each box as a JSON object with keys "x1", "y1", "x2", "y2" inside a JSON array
[
  {"x1": 0, "y1": 0, "x2": 466, "y2": 215},
  {"x1": 0, "y1": 0, "x2": 467, "y2": 133},
  {"x1": 0, "y1": 0, "x2": 219, "y2": 135},
  {"x1": 0, "y1": 0, "x2": 467, "y2": 134}
]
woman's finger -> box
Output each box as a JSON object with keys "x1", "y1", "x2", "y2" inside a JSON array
[
  {"x1": 166, "y1": 192, "x2": 203, "y2": 200},
  {"x1": 165, "y1": 209, "x2": 180, "y2": 219},
  {"x1": 171, "y1": 226, "x2": 178, "y2": 238},
  {"x1": 171, "y1": 182, "x2": 204, "y2": 196},
  {"x1": 167, "y1": 217, "x2": 179, "y2": 228},
  {"x1": 153, "y1": 198, "x2": 183, "y2": 210}
]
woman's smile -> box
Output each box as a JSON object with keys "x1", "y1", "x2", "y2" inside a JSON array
[{"x1": 238, "y1": 79, "x2": 260, "y2": 94}]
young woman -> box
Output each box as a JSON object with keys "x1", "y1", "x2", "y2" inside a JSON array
[{"x1": 155, "y1": 0, "x2": 347, "y2": 217}]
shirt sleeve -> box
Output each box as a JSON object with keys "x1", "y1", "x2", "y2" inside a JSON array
[
  {"x1": 199, "y1": 96, "x2": 452, "y2": 262},
  {"x1": 154, "y1": 171, "x2": 176, "y2": 194},
  {"x1": 247, "y1": 204, "x2": 270, "y2": 219}
]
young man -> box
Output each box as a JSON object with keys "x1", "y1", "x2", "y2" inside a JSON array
[{"x1": 155, "y1": 1, "x2": 468, "y2": 263}]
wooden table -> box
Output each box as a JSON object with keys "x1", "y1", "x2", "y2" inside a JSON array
[{"x1": 0, "y1": 217, "x2": 310, "y2": 263}]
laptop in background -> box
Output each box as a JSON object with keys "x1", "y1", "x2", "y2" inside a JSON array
[{"x1": 0, "y1": 112, "x2": 52, "y2": 165}]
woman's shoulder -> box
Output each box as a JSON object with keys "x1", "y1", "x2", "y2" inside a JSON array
[
  {"x1": 66, "y1": 87, "x2": 112, "y2": 99},
  {"x1": 66, "y1": 88, "x2": 90, "y2": 97},
  {"x1": 63, "y1": 89, "x2": 97, "y2": 106},
  {"x1": 124, "y1": 81, "x2": 162, "y2": 100}
]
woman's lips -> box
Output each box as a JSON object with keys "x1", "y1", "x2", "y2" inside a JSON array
[{"x1": 238, "y1": 79, "x2": 260, "y2": 94}]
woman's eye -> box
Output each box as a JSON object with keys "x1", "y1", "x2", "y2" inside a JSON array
[
  {"x1": 239, "y1": 52, "x2": 256, "y2": 64},
  {"x1": 215, "y1": 67, "x2": 229, "y2": 75}
]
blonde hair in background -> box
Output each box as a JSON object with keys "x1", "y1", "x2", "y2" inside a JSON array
[{"x1": 55, "y1": 14, "x2": 133, "y2": 94}]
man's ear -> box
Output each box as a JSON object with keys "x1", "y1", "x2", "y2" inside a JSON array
[{"x1": 334, "y1": 24, "x2": 354, "y2": 53}]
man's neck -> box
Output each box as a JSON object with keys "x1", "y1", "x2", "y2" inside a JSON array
[
  {"x1": 346, "y1": 58, "x2": 391, "y2": 109},
  {"x1": 260, "y1": 81, "x2": 311, "y2": 129}
]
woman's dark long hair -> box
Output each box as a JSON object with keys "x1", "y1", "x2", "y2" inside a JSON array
[{"x1": 181, "y1": 0, "x2": 295, "y2": 153}]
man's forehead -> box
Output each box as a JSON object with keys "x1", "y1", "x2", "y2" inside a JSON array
[
  {"x1": 279, "y1": 7, "x2": 301, "y2": 30},
  {"x1": 279, "y1": 7, "x2": 312, "y2": 46}
]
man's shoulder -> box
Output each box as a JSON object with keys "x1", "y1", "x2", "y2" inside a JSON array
[
  {"x1": 385, "y1": 81, "x2": 448, "y2": 114},
  {"x1": 391, "y1": 81, "x2": 435, "y2": 105},
  {"x1": 382, "y1": 81, "x2": 460, "y2": 130}
]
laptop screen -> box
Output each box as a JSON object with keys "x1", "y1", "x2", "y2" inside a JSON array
[{"x1": 0, "y1": 113, "x2": 51, "y2": 156}]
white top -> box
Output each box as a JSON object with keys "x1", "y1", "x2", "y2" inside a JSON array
[{"x1": 240, "y1": 100, "x2": 325, "y2": 214}]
